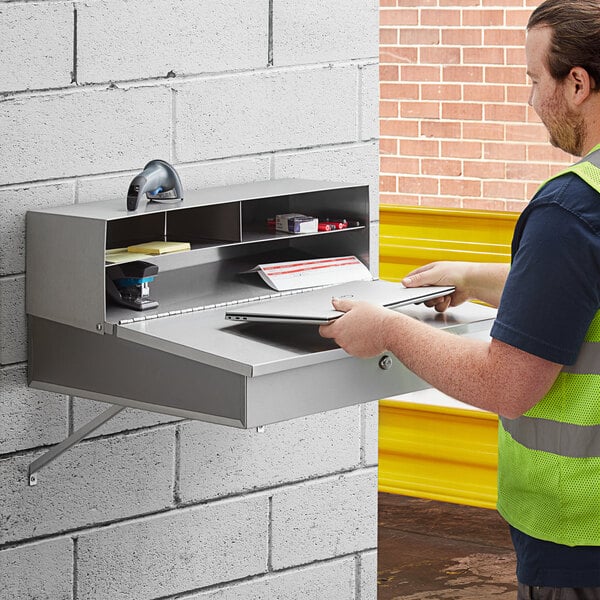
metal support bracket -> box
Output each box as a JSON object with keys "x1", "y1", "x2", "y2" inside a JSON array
[{"x1": 28, "y1": 404, "x2": 125, "y2": 486}]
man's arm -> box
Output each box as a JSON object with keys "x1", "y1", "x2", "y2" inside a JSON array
[
  {"x1": 319, "y1": 299, "x2": 562, "y2": 419},
  {"x1": 402, "y1": 262, "x2": 510, "y2": 311}
]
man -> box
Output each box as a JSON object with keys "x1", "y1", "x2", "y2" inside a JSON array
[{"x1": 319, "y1": 1, "x2": 600, "y2": 598}]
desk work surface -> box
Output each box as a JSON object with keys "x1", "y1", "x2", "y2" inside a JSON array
[{"x1": 115, "y1": 301, "x2": 497, "y2": 378}]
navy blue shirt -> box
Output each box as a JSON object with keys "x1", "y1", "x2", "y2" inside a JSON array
[
  {"x1": 492, "y1": 173, "x2": 600, "y2": 365},
  {"x1": 490, "y1": 172, "x2": 600, "y2": 586}
]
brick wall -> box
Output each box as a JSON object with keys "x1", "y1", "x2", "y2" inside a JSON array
[
  {"x1": 380, "y1": 0, "x2": 575, "y2": 212},
  {"x1": 0, "y1": 1, "x2": 379, "y2": 598}
]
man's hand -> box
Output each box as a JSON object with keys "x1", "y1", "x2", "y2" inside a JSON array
[
  {"x1": 403, "y1": 261, "x2": 509, "y2": 311},
  {"x1": 319, "y1": 298, "x2": 392, "y2": 358},
  {"x1": 402, "y1": 262, "x2": 472, "y2": 312}
]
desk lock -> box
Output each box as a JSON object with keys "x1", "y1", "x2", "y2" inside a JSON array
[{"x1": 378, "y1": 355, "x2": 393, "y2": 370}]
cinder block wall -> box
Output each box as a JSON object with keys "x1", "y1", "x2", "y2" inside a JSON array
[
  {"x1": 379, "y1": 0, "x2": 574, "y2": 212},
  {"x1": 0, "y1": 1, "x2": 379, "y2": 598}
]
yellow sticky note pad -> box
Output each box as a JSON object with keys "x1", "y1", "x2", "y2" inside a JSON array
[
  {"x1": 106, "y1": 248, "x2": 152, "y2": 264},
  {"x1": 126, "y1": 241, "x2": 191, "y2": 255}
]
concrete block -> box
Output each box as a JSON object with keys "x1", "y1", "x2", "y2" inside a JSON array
[
  {"x1": 273, "y1": 0, "x2": 378, "y2": 67},
  {"x1": 0, "y1": 428, "x2": 174, "y2": 544},
  {"x1": 0, "y1": 87, "x2": 171, "y2": 185},
  {"x1": 271, "y1": 468, "x2": 378, "y2": 569},
  {"x1": 0, "y1": 275, "x2": 26, "y2": 365},
  {"x1": 77, "y1": 172, "x2": 135, "y2": 204},
  {"x1": 359, "y1": 550, "x2": 378, "y2": 600},
  {"x1": 72, "y1": 397, "x2": 179, "y2": 437},
  {"x1": 360, "y1": 62, "x2": 380, "y2": 141},
  {"x1": 0, "y1": 182, "x2": 75, "y2": 276},
  {"x1": 77, "y1": 0, "x2": 268, "y2": 83},
  {"x1": 186, "y1": 556, "x2": 356, "y2": 599},
  {"x1": 177, "y1": 158, "x2": 271, "y2": 190},
  {"x1": 0, "y1": 2, "x2": 73, "y2": 93},
  {"x1": 179, "y1": 405, "x2": 361, "y2": 502},
  {"x1": 0, "y1": 365, "x2": 68, "y2": 454},
  {"x1": 76, "y1": 496, "x2": 269, "y2": 599},
  {"x1": 362, "y1": 400, "x2": 379, "y2": 467},
  {"x1": 175, "y1": 66, "x2": 358, "y2": 162},
  {"x1": 272, "y1": 141, "x2": 379, "y2": 221},
  {"x1": 0, "y1": 538, "x2": 73, "y2": 600}
]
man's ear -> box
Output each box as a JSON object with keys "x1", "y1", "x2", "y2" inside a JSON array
[{"x1": 569, "y1": 66, "x2": 592, "y2": 105}]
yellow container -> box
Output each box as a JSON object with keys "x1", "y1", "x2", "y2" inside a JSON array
[
  {"x1": 379, "y1": 400, "x2": 499, "y2": 509},
  {"x1": 379, "y1": 205, "x2": 517, "y2": 281}
]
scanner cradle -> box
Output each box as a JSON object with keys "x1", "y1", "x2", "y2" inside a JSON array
[{"x1": 126, "y1": 159, "x2": 184, "y2": 212}]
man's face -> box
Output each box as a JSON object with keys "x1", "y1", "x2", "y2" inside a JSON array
[{"x1": 526, "y1": 25, "x2": 585, "y2": 156}]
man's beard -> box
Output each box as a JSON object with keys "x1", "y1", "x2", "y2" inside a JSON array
[{"x1": 544, "y1": 92, "x2": 586, "y2": 157}]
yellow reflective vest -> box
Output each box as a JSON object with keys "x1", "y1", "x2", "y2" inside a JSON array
[{"x1": 497, "y1": 147, "x2": 600, "y2": 546}]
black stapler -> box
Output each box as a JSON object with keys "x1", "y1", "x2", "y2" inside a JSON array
[{"x1": 106, "y1": 261, "x2": 159, "y2": 311}]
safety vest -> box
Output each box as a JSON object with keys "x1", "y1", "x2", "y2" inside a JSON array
[{"x1": 497, "y1": 146, "x2": 600, "y2": 547}]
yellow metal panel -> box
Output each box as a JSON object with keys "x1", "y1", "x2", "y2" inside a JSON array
[
  {"x1": 379, "y1": 205, "x2": 518, "y2": 280},
  {"x1": 378, "y1": 205, "x2": 519, "y2": 507},
  {"x1": 379, "y1": 401, "x2": 499, "y2": 509},
  {"x1": 380, "y1": 205, "x2": 518, "y2": 244}
]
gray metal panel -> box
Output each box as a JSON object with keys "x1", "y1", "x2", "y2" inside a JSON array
[
  {"x1": 29, "y1": 316, "x2": 427, "y2": 429},
  {"x1": 167, "y1": 201, "x2": 241, "y2": 244},
  {"x1": 114, "y1": 301, "x2": 496, "y2": 377},
  {"x1": 26, "y1": 212, "x2": 106, "y2": 333},
  {"x1": 288, "y1": 228, "x2": 370, "y2": 271},
  {"x1": 114, "y1": 308, "x2": 340, "y2": 377},
  {"x1": 28, "y1": 302, "x2": 494, "y2": 430},
  {"x1": 26, "y1": 179, "x2": 363, "y2": 221},
  {"x1": 30, "y1": 382, "x2": 245, "y2": 428},
  {"x1": 182, "y1": 179, "x2": 367, "y2": 214},
  {"x1": 245, "y1": 353, "x2": 430, "y2": 428},
  {"x1": 28, "y1": 317, "x2": 247, "y2": 426}
]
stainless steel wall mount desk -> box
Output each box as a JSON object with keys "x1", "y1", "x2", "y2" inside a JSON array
[{"x1": 26, "y1": 179, "x2": 496, "y2": 483}]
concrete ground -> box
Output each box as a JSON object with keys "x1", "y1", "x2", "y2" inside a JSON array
[{"x1": 378, "y1": 493, "x2": 518, "y2": 599}]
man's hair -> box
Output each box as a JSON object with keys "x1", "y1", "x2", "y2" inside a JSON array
[{"x1": 528, "y1": 0, "x2": 600, "y2": 89}]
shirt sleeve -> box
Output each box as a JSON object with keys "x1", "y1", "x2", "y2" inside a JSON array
[{"x1": 491, "y1": 201, "x2": 600, "y2": 365}]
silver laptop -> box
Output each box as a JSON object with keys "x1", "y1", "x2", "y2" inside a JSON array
[{"x1": 224, "y1": 279, "x2": 454, "y2": 325}]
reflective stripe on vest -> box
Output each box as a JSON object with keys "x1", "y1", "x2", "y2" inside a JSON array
[
  {"x1": 499, "y1": 312, "x2": 600, "y2": 457},
  {"x1": 562, "y1": 341, "x2": 600, "y2": 374},
  {"x1": 500, "y1": 415, "x2": 600, "y2": 458},
  {"x1": 584, "y1": 147, "x2": 600, "y2": 168}
]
